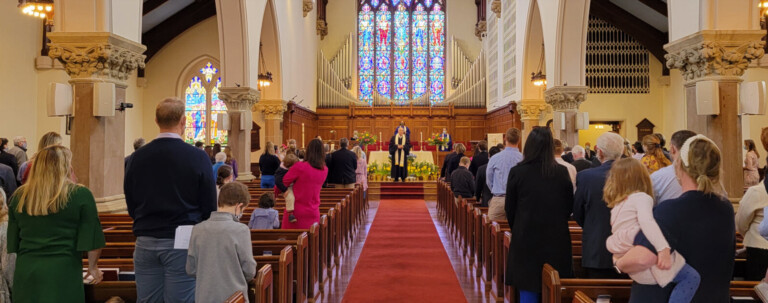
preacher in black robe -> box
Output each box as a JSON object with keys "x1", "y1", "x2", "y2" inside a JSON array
[{"x1": 389, "y1": 127, "x2": 412, "y2": 182}]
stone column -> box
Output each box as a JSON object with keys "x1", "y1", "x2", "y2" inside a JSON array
[
  {"x1": 518, "y1": 101, "x2": 548, "y2": 146},
  {"x1": 219, "y1": 87, "x2": 261, "y2": 181},
  {"x1": 256, "y1": 99, "x2": 289, "y2": 149},
  {"x1": 665, "y1": 30, "x2": 765, "y2": 198},
  {"x1": 544, "y1": 86, "x2": 588, "y2": 147},
  {"x1": 48, "y1": 32, "x2": 146, "y2": 213}
]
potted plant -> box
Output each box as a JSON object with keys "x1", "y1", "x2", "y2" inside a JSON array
[{"x1": 358, "y1": 131, "x2": 377, "y2": 152}]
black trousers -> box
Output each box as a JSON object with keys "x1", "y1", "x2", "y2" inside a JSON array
[
  {"x1": 746, "y1": 247, "x2": 768, "y2": 281},
  {"x1": 392, "y1": 165, "x2": 407, "y2": 181}
]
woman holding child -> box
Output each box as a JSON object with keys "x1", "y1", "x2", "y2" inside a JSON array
[
  {"x1": 616, "y1": 135, "x2": 735, "y2": 302},
  {"x1": 280, "y1": 138, "x2": 328, "y2": 229}
]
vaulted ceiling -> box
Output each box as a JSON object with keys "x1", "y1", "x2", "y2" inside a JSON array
[{"x1": 140, "y1": 0, "x2": 670, "y2": 71}]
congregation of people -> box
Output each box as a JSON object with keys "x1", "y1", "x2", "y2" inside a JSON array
[{"x1": 1, "y1": 95, "x2": 768, "y2": 302}]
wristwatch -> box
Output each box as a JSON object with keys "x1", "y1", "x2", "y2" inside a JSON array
[{"x1": 613, "y1": 259, "x2": 622, "y2": 274}]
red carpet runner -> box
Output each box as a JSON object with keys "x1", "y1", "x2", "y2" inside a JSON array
[{"x1": 342, "y1": 199, "x2": 467, "y2": 302}]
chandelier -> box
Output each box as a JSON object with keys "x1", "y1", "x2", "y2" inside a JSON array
[
  {"x1": 530, "y1": 43, "x2": 547, "y2": 87},
  {"x1": 258, "y1": 42, "x2": 273, "y2": 89},
  {"x1": 18, "y1": 0, "x2": 53, "y2": 22}
]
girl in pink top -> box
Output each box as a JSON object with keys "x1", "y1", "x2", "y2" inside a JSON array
[
  {"x1": 604, "y1": 158, "x2": 699, "y2": 303},
  {"x1": 281, "y1": 139, "x2": 328, "y2": 229}
]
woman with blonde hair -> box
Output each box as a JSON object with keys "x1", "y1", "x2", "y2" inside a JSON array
[
  {"x1": 352, "y1": 146, "x2": 368, "y2": 191},
  {"x1": 641, "y1": 134, "x2": 671, "y2": 174},
  {"x1": 0, "y1": 188, "x2": 16, "y2": 302},
  {"x1": 259, "y1": 141, "x2": 281, "y2": 188},
  {"x1": 19, "y1": 131, "x2": 64, "y2": 184},
  {"x1": 223, "y1": 146, "x2": 238, "y2": 179},
  {"x1": 616, "y1": 135, "x2": 734, "y2": 302},
  {"x1": 604, "y1": 158, "x2": 699, "y2": 302},
  {"x1": 743, "y1": 139, "x2": 760, "y2": 187},
  {"x1": 8, "y1": 145, "x2": 106, "y2": 302}
]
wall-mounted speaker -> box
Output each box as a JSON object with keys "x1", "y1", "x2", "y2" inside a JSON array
[
  {"x1": 93, "y1": 82, "x2": 116, "y2": 116},
  {"x1": 217, "y1": 112, "x2": 230, "y2": 131},
  {"x1": 695, "y1": 81, "x2": 720, "y2": 115},
  {"x1": 47, "y1": 82, "x2": 73, "y2": 117},
  {"x1": 558, "y1": 112, "x2": 566, "y2": 130},
  {"x1": 740, "y1": 81, "x2": 766, "y2": 115},
  {"x1": 576, "y1": 112, "x2": 590, "y2": 130}
]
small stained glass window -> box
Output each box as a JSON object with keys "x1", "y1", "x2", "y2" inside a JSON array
[{"x1": 183, "y1": 62, "x2": 228, "y2": 145}]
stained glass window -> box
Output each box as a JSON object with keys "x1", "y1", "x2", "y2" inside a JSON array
[
  {"x1": 358, "y1": 0, "x2": 446, "y2": 105},
  {"x1": 183, "y1": 62, "x2": 228, "y2": 145}
]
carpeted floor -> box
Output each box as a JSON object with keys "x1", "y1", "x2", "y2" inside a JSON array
[{"x1": 342, "y1": 199, "x2": 467, "y2": 303}]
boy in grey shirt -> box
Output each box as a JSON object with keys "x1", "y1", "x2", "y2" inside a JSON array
[{"x1": 187, "y1": 182, "x2": 256, "y2": 302}]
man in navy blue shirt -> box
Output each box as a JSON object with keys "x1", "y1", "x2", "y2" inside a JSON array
[{"x1": 125, "y1": 97, "x2": 217, "y2": 302}]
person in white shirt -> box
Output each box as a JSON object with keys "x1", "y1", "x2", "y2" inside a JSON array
[
  {"x1": 650, "y1": 130, "x2": 696, "y2": 203},
  {"x1": 553, "y1": 139, "x2": 576, "y2": 189},
  {"x1": 736, "y1": 184, "x2": 768, "y2": 281}
]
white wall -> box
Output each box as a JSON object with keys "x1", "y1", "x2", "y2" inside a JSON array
[
  {"x1": 142, "y1": 17, "x2": 221, "y2": 141},
  {"x1": 273, "y1": 0, "x2": 319, "y2": 110}
]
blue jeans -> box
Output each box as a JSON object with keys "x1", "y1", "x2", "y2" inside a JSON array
[
  {"x1": 669, "y1": 264, "x2": 700, "y2": 303},
  {"x1": 261, "y1": 175, "x2": 275, "y2": 189},
  {"x1": 134, "y1": 237, "x2": 195, "y2": 303}
]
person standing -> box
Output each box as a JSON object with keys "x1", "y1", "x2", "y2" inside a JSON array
[
  {"x1": 744, "y1": 139, "x2": 760, "y2": 187},
  {"x1": 8, "y1": 145, "x2": 105, "y2": 302},
  {"x1": 573, "y1": 131, "x2": 625, "y2": 278},
  {"x1": 640, "y1": 135, "x2": 671, "y2": 174},
  {"x1": 212, "y1": 152, "x2": 227, "y2": 177},
  {"x1": 281, "y1": 139, "x2": 328, "y2": 229},
  {"x1": 124, "y1": 98, "x2": 217, "y2": 302},
  {"x1": 186, "y1": 182, "x2": 256, "y2": 302},
  {"x1": 259, "y1": 142, "x2": 281, "y2": 189},
  {"x1": 353, "y1": 146, "x2": 368, "y2": 192},
  {"x1": 616, "y1": 135, "x2": 734, "y2": 303},
  {"x1": 328, "y1": 138, "x2": 358, "y2": 188},
  {"x1": 504, "y1": 127, "x2": 574, "y2": 303},
  {"x1": 651, "y1": 130, "x2": 697, "y2": 203},
  {"x1": 125, "y1": 138, "x2": 145, "y2": 169},
  {"x1": 469, "y1": 140, "x2": 489, "y2": 176},
  {"x1": 438, "y1": 128, "x2": 452, "y2": 152},
  {"x1": 0, "y1": 188, "x2": 15, "y2": 303},
  {"x1": 736, "y1": 182, "x2": 768, "y2": 281},
  {"x1": 224, "y1": 147, "x2": 239, "y2": 179},
  {"x1": 485, "y1": 128, "x2": 523, "y2": 220},
  {"x1": 571, "y1": 146, "x2": 593, "y2": 172},
  {"x1": 553, "y1": 139, "x2": 577, "y2": 188},
  {"x1": 20, "y1": 132, "x2": 64, "y2": 185},
  {"x1": 440, "y1": 149, "x2": 457, "y2": 179},
  {"x1": 0, "y1": 138, "x2": 18, "y2": 182},
  {"x1": 444, "y1": 143, "x2": 467, "y2": 179},
  {"x1": 7, "y1": 137, "x2": 27, "y2": 167},
  {"x1": 389, "y1": 127, "x2": 411, "y2": 182},
  {"x1": 475, "y1": 146, "x2": 501, "y2": 208},
  {"x1": 449, "y1": 157, "x2": 475, "y2": 203}
]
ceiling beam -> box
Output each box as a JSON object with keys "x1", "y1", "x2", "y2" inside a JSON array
[
  {"x1": 142, "y1": 0, "x2": 216, "y2": 63},
  {"x1": 591, "y1": 0, "x2": 669, "y2": 75},
  {"x1": 638, "y1": 0, "x2": 667, "y2": 17},
  {"x1": 143, "y1": 0, "x2": 168, "y2": 16}
]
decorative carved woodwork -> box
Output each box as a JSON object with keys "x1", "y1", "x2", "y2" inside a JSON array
[
  {"x1": 636, "y1": 118, "x2": 654, "y2": 141},
  {"x1": 251, "y1": 122, "x2": 261, "y2": 152}
]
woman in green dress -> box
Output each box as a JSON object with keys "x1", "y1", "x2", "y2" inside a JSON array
[{"x1": 7, "y1": 145, "x2": 106, "y2": 303}]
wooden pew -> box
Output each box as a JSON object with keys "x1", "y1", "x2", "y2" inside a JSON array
[
  {"x1": 571, "y1": 290, "x2": 595, "y2": 303},
  {"x1": 541, "y1": 264, "x2": 760, "y2": 303},
  {"x1": 225, "y1": 291, "x2": 246, "y2": 303}
]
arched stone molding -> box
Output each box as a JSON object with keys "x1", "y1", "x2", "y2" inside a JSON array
[{"x1": 260, "y1": 0, "x2": 283, "y2": 101}]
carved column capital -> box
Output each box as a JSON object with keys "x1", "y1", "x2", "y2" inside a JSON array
[
  {"x1": 317, "y1": 20, "x2": 328, "y2": 40},
  {"x1": 219, "y1": 86, "x2": 261, "y2": 112},
  {"x1": 475, "y1": 21, "x2": 487, "y2": 40},
  {"x1": 48, "y1": 32, "x2": 146, "y2": 84},
  {"x1": 491, "y1": 0, "x2": 501, "y2": 18},
  {"x1": 303, "y1": 0, "x2": 314, "y2": 17},
  {"x1": 544, "y1": 86, "x2": 588, "y2": 111},
  {"x1": 518, "y1": 103, "x2": 549, "y2": 121},
  {"x1": 256, "y1": 99, "x2": 288, "y2": 120},
  {"x1": 664, "y1": 30, "x2": 765, "y2": 82}
]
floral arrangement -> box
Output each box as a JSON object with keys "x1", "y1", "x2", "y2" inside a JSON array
[
  {"x1": 378, "y1": 162, "x2": 392, "y2": 177},
  {"x1": 410, "y1": 161, "x2": 440, "y2": 179},
  {"x1": 368, "y1": 162, "x2": 379, "y2": 175},
  {"x1": 358, "y1": 131, "x2": 377, "y2": 147},
  {"x1": 426, "y1": 133, "x2": 448, "y2": 148}
]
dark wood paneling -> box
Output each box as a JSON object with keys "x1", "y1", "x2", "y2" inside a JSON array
[
  {"x1": 283, "y1": 102, "x2": 319, "y2": 148},
  {"x1": 485, "y1": 102, "x2": 521, "y2": 136}
]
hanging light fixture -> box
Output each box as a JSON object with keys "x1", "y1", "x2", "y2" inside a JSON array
[
  {"x1": 258, "y1": 42, "x2": 273, "y2": 89},
  {"x1": 18, "y1": 0, "x2": 53, "y2": 22},
  {"x1": 530, "y1": 43, "x2": 547, "y2": 87}
]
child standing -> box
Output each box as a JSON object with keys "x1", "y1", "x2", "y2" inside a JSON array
[
  {"x1": 248, "y1": 192, "x2": 281, "y2": 229},
  {"x1": 275, "y1": 153, "x2": 298, "y2": 223},
  {"x1": 604, "y1": 158, "x2": 700, "y2": 303},
  {"x1": 186, "y1": 182, "x2": 257, "y2": 303}
]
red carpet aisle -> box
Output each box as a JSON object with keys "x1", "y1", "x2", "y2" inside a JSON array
[{"x1": 342, "y1": 200, "x2": 467, "y2": 303}]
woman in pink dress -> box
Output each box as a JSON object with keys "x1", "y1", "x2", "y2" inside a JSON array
[
  {"x1": 352, "y1": 146, "x2": 368, "y2": 191},
  {"x1": 281, "y1": 139, "x2": 328, "y2": 229}
]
